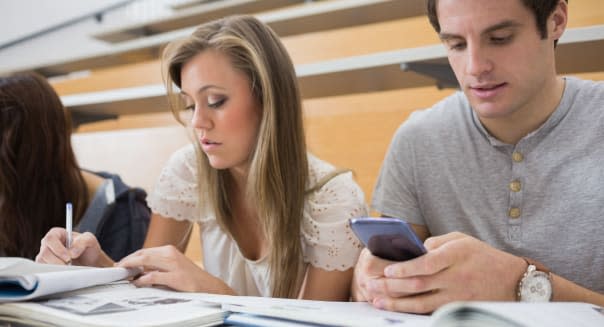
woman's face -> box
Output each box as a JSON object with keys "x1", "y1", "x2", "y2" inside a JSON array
[{"x1": 180, "y1": 49, "x2": 261, "y2": 174}]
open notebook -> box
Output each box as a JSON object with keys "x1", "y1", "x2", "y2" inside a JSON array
[{"x1": 0, "y1": 257, "x2": 138, "y2": 302}]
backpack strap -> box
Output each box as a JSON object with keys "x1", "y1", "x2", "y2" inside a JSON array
[
  {"x1": 124, "y1": 187, "x2": 151, "y2": 252},
  {"x1": 76, "y1": 178, "x2": 115, "y2": 235}
]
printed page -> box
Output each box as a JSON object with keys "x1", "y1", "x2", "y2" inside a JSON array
[
  {"x1": 226, "y1": 312, "x2": 331, "y2": 326},
  {"x1": 0, "y1": 287, "x2": 226, "y2": 327},
  {"x1": 431, "y1": 302, "x2": 604, "y2": 327},
  {"x1": 0, "y1": 257, "x2": 137, "y2": 302},
  {"x1": 198, "y1": 294, "x2": 430, "y2": 326}
]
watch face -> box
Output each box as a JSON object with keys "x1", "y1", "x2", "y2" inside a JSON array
[{"x1": 520, "y1": 271, "x2": 552, "y2": 302}]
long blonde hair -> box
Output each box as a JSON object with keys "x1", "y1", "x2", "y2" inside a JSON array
[{"x1": 162, "y1": 15, "x2": 308, "y2": 298}]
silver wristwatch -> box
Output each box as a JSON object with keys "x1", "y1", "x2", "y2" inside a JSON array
[{"x1": 517, "y1": 257, "x2": 553, "y2": 302}]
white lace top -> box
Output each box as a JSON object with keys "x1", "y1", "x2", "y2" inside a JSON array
[{"x1": 148, "y1": 145, "x2": 367, "y2": 296}]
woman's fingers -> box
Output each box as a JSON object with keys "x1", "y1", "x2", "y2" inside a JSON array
[{"x1": 37, "y1": 227, "x2": 71, "y2": 264}]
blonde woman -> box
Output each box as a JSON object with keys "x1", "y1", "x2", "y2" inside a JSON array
[{"x1": 37, "y1": 15, "x2": 367, "y2": 300}]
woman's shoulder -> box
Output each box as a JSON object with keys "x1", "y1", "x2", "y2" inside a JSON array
[
  {"x1": 307, "y1": 155, "x2": 348, "y2": 195},
  {"x1": 304, "y1": 153, "x2": 368, "y2": 222},
  {"x1": 307, "y1": 154, "x2": 336, "y2": 184},
  {"x1": 157, "y1": 144, "x2": 198, "y2": 180},
  {"x1": 147, "y1": 144, "x2": 201, "y2": 221},
  {"x1": 306, "y1": 154, "x2": 361, "y2": 191},
  {"x1": 169, "y1": 144, "x2": 196, "y2": 164},
  {"x1": 301, "y1": 154, "x2": 367, "y2": 270}
]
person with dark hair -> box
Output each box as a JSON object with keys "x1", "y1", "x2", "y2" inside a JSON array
[
  {"x1": 36, "y1": 16, "x2": 367, "y2": 300},
  {"x1": 0, "y1": 72, "x2": 150, "y2": 261},
  {"x1": 353, "y1": 0, "x2": 604, "y2": 313}
]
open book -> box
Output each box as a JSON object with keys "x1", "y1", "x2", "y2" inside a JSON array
[
  {"x1": 208, "y1": 294, "x2": 428, "y2": 326},
  {"x1": 1, "y1": 258, "x2": 603, "y2": 326},
  {"x1": 219, "y1": 298, "x2": 604, "y2": 327},
  {"x1": 194, "y1": 295, "x2": 604, "y2": 327},
  {"x1": 430, "y1": 301, "x2": 604, "y2": 327},
  {"x1": 0, "y1": 284, "x2": 226, "y2": 327},
  {"x1": 0, "y1": 257, "x2": 138, "y2": 302},
  {"x1": 0, "y1": 287, "x2": 418, "y2": 327}
]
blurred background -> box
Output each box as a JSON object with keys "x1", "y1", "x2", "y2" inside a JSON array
[{"x1": 1, "y1": 0, "x2": 602, "y2": 262}]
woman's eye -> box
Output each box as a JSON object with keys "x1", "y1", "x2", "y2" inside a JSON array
[
  {"x1": 208, "y1": 98, "x2": 226, "y2": 109},
  {"x1": 184, "y1": 104, "x2": 194, "y2": 111}
]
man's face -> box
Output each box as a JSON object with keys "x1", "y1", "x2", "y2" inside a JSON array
[{"x1": 437, "y1": 0, "x2": 561, "y2": 122}]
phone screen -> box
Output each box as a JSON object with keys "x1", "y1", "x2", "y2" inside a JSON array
[{"x1": 350, "y1": 217, "x2": 426, "y2": 261}]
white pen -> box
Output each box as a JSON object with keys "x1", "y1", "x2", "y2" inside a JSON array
[{"x1": 66, "y1": 202, "x2": 73, "y2": 252}]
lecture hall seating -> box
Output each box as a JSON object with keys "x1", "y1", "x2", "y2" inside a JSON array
[{"x1": 7, "y1": 0, "x2": 602, "y2": 263}]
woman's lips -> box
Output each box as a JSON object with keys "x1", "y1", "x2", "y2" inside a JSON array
[{"x1": 201, "y1": 139, "x2": 221, "y2": 152}]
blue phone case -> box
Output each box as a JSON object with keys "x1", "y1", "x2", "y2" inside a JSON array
[{"x1": 350, "y1": 217, "x2": 426, "y2": 261}]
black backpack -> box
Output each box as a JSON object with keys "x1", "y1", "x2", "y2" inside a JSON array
[{"x1": 77, "y1": 172, "x2": 150, "y2": 261}]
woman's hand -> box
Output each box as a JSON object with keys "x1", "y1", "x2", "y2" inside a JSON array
[
  {"x1": 116, "y1": 245, "x2": 236, "y2": 295},
  {"x1": 36, "y1": 227, "x2": 114, "y2": 267}
]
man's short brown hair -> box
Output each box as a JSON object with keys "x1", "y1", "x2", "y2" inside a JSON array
[{"x1": 427, "y1": 0, "x2": 568, "y2": 39}]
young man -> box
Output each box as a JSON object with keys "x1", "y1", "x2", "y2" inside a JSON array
[{"x1": 353, "y1": 0, "x2": 604, "y2": 313}]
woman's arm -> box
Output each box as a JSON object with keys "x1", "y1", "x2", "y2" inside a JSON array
[
  {"x1": 36, "y1": 213, "x2": 193, "y2": 267},
  {"x1": 143, "y1": 213, "x2": 193, "y2": 252},
  {"x1": 299, "y1": 266, "x2": 354, "y2": 301},
  {"x1": 116, "y1": 213, "x2": 235, "y2": 294}
]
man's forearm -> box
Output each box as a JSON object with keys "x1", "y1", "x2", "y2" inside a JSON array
[{"x1": 552, "y1": 274, "x2": 604, "y2": 306}]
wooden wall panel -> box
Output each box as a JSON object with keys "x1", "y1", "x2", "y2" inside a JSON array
[
  {"x1": 568, "y1": 0, "x2": 604, "y2": 27},
  {"x1": 77, "y1": 112, "x2": 177, "y2": 133},
  {"x1": 52, "y1": 16, "x2": 437, "y2": 95},
  {"x1": 304, "y1": 86, "x2": 455, "y2": 203},
  {"x1": 52, "y1": 60, "x2": 163, "y2": 95},
  {"x1": 52, "y1": 0, "x2": 604, "y2": 96}
]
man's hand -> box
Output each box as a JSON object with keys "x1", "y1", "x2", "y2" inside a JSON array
[
  {"x1": 366, "y1": 232, "x2": 527, "y2": 313},
  {"x1": 352, "y1": 248, "x2": 399, "y2": 302}
]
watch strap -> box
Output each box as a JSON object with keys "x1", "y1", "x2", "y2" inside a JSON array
[{"x1": 522, "y1": 257, "x2": 551, "y2": 274}]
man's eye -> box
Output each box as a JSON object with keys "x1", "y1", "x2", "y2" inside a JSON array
[
  {"x1": 491, "y1": 35, "x2": 513, "y2": 44},
  {"x1": 448, "y1": 42, "x2": 466, "y2": 51}
]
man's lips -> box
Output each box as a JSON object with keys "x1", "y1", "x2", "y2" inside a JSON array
[{"x1": 469, "y1": 82, "x2": 507, "y2": 99}]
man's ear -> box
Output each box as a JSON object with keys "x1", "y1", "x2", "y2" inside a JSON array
[{"x1": 550, "y1": 0, "x2": 568, "y2": 41}]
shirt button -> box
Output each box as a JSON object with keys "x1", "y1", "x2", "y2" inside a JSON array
[
  {"x1": 509, "y1": 207, "x2": 521, "y2": 219},
  {"x1": 509, "y1": 180, "x2": 522, "y2": 192},
  {"x1": 512, "y1": 151, "x2": 524, "y2": 162}
]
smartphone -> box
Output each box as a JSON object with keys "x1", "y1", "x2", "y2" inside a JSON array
[{"x1": 350, "y1": 217, "x2": 426, "y2": 261}]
